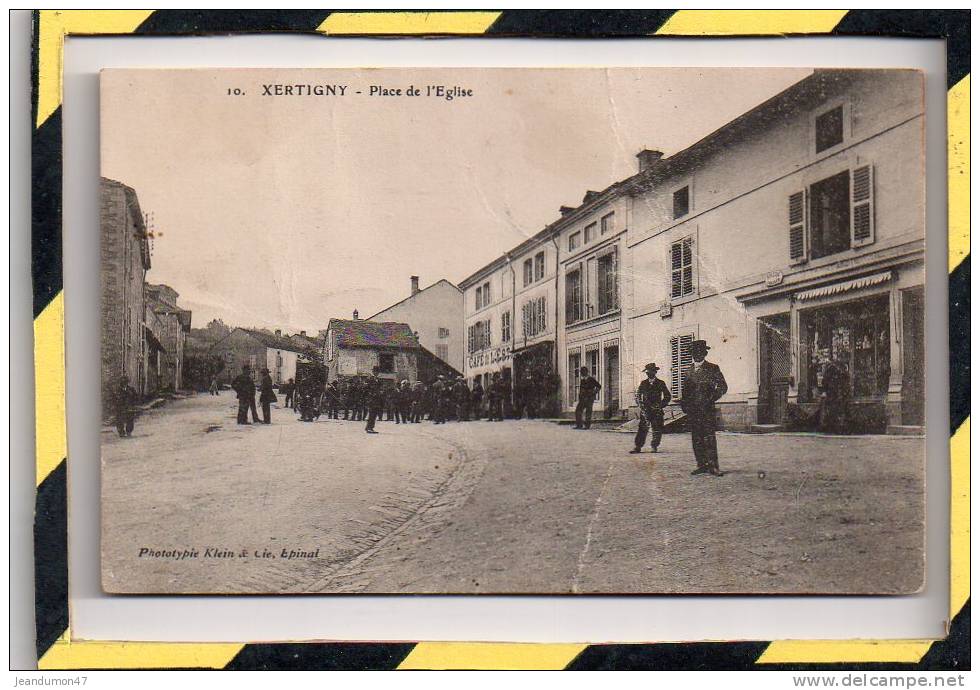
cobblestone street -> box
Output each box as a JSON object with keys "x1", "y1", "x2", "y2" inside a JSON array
[{"x1": 102, "y1": 393, "x2": 924, "y2": 594}]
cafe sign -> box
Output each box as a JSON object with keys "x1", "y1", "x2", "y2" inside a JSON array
[{"x1": 468, "y1": 345, "x2": 512, "y2": 370}]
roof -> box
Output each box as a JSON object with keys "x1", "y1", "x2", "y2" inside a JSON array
[
  {"x1": 626, "y1": 70, "x2": 847, "y2": 193},
  {"x1": 459, "y1": 71, "x2": 837, "y2": 290},
  {"x1": 327, "y1": 319, "x2": 418, "y2": 350},
  {"x1": 366, "y1": 278, "x2": 461, "y2": 321},
  {"x1": 458, "y1": 169, "x2": 636, "y2": 289},
  {"x1": 289, "y1": 333, "x2": 321, "y2": 350},
  {"x1": 238, "y1": 328, "x2": 310, "y2": 353}
]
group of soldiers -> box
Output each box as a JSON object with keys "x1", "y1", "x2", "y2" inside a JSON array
[{"x1": 276, "y1": 369, "x2": 516, "y2": 431}]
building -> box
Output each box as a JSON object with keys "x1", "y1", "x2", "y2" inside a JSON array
[
  {"x1": 367, "y1": 276, "x2": 464, "y2": 371},
  {"x1": 323, "y1": 317, "x2": 420, "y2": 384},
  {"x1": 626, "y1": 69, "x2": 925, "y2": 432},
  {"x1": 100, "y1": 177, "x2": 150, "y2": 414},
  {"x1": 555, "y1": 185, "x2": 633, "y2": 418},
  {"x1": 460, "y1": 226, "x2": 563, "y2": 414},
  {"x1": 209, "y1": 328, "x2": 310, "y2": 386},
  {"x1": 459, "y1": 255, "x2": 514, "y2": 400},
  {"x1": 145, "y1": 284, "x2": 192, "y2": 392}
]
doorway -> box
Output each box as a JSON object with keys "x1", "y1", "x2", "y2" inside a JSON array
[{"x1": 759, "y1": 313, "x2": 791, "y2": 424}]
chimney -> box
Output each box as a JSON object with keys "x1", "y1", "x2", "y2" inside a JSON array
[
  {"x1": 559, "y1": 205, "x2": 575, "y2": 216},
  {"x1": 274, "y1": 329, "x2": 281, "y2": 337},
  {"x1": 636, "y1": 149, "x2": 664, "y2": 172},
  {"x1": 353, "y1": 309, "x2": 359, "y2": 320},
  {"x1": 300, "y1": 330, "x2": 307, "y2": 337},
  {"x1": 410, "y1": 275, "x2": 420, "y2": 295}
]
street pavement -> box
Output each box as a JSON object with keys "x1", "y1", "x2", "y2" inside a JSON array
[{"x1": 102, "y1": 393, "x2": 924, "y2": 594}]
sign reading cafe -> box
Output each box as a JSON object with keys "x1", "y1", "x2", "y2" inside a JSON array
[{"x1": 468, "y1": 345, "x2": 512, "y2": 370}]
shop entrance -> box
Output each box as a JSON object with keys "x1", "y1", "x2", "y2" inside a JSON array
[
  {"x1": 758, "y1": 313, "x2": 791, "y2": 424},
  {"x1": 902, "y1": 287, "x2": 924, "y2": 426}
]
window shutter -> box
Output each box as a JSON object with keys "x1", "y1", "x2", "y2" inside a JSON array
[
  {"x1": 789, "y1": 190, "x2": 807, "y2": 264},
  {"x1": 851, "y1": 164, "x2": 875, "y2": 247},
  {"x1": 670, "y1": 335, "x2": 680, "y2": 399},
  {"x1": 670, "y1": 333, "x2": 694, "y2": 400},
  {"x1": 670, "y1": 242, "x2": 682, "y2": 299}
]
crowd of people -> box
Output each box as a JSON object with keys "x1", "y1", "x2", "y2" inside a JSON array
[{"x1": 273, "y1": 368, "x2": 517, "y2": 432}]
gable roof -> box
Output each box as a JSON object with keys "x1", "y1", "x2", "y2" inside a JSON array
[
  {"x1": 366, "y1": 278, "x2": 461, "y2": 321},
  {"x1": 328, "y1": 319, "x2": 418, "y2": 350},
  {"x1": 238, "y1": 328, "x2": 310, "y2": 353}
]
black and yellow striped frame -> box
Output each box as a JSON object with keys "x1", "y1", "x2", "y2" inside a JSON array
[{"x1": 30, "y1": 9, "x2": 970, "y2": 670}]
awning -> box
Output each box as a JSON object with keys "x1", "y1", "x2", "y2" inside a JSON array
[{"x1": 795, "y1": 271, "x2": 892, "y2": 302}]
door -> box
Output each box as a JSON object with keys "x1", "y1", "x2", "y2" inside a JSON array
[
  {"x1": 902, "y1": 288, "x2": 924, "y2": 425},
  {"x1": 604, "y1": 344, "x2": 620, "y2": 416},
  {"x1": 759, "y1": 314, "x2": 791, "y2": 424}
]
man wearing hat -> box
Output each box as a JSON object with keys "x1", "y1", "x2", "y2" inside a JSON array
[
  {"x1": 679, "y1": 340, "x2": 727, "y2": 476},
  {"x1": 232, "y1": 364, "x2": 260, "y2": 425},
  {"x1": 631, "y1": 363, "x2": 671, "y2": 454},
  {"x1": 574, "y1": 366, "x2": 602, "y2": 430},
  {"x1": 258, "y1": 368, "x2": 277, "y2": 424}
]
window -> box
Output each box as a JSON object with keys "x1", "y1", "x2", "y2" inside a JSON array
[
  {"x1": 790, "y1": 165, "x2": 874, "y2": 264},
  {"x1": 534, "y1": 251, "x2": 545, "y2": 281},
  {"x1": 565, "y1": 268, "x2": 583, "y2": 323},
  {"x1": 601, "y1": 212, "x2": 615, "y2": 235},
  {"x1": 815, "y1": 105, "x2": 844, "y2": 153},
  {"x1": 378, "y1": 352, "x2": 395, "y2": 373},
  {"x1": 501, "y1": 311, "x2": 511, "y2": 342},
  {"x1": 435, "y1": 344, "x2": 449, "y2": 362},
  {"x1": 474, "y1": 286, "x2": 482, "y2": 310},
  {"x1": 568, "y1": 232, "x2": 581, "y2": 251},
  {"x1": 800, "y1": 295, "x2": 890, "y2": 401},
  {"x1": 597, "y1": 249, "x2": 619, "y2": 315},
  {"x1": 438, "y1": 327, "x2": 450, "y2": 339},
  {"x1": 584, "y1": 222, "x2": 597, "y2": 243},
  {"x1": 568, "y1": 350, "x2": 582, "y2": 404},
  {"x1": 585, "y1": 343, "x2": 600, "y2": 379},
  {"x1": 669, "y1": 333, "x2": 695, "y2": 400},
  {"x1": 523, "y1": 259, "x2": 533, "y2": 287},
  {"x1": 482, "y1": 282, "x2": 491, "y2": 306},
  {"x1": 672, "y1": 186, "x2": 690, "y2": 219},
  {"x1": 522, "y1": 297, "x2": 547, "y2": 338},
  {"x1": 669, "y1": 236, "x2": 695, "y2": 300},
  {"x1": 809, "y1": 170, "x2": 851, "y2": 260},
  {"x1": 467, "y1": 319, "x2": 492, "y2": 354}
]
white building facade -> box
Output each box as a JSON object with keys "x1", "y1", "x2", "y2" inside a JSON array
[
  {"x1": 555, "y1": 190, "x2": 633, "y2": 417},
  {"x1": 626, "y1": 69, "x2": 925, "y2": 432}
]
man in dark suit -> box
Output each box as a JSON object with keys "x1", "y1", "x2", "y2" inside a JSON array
[
  {"x1": 232, "y1": 364, "x2": 260, "y2": 425},
  {"x1": 111, "y1": 375, "x2": 139, "y2": 437},
  {"x1": 574, "y1": 366, "x2": 601, "y2": 430},
  {"x1": 679, "y1": 340, "x2": 727, "y2": 476},
  {"x1": 630, "y1": 362, "x2": 671, "y2": 454},
  {"x1": 258, "y1": 368, "x2": 277, "y2": 424},
  {"x1": 364, "y1": 366, "x2": 384, "y2": 434}
]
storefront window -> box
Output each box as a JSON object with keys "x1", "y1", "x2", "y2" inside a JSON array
[{"x1": 799, "y1": 294, "x2": 890, "y2": 401}]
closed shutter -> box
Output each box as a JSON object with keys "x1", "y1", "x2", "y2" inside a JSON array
[
  {"x1": 789, "y1": 190, "x2": 807, "y2": 264},
  {"x1": 670, "y1": 242, "x2": 683, "y2": 299},
  {"x1": 851, "y1": 164, "x2": 875, "y2": 247},
  {"x1": 669, "y1": 333, "x2": 694, "y2": 400}
]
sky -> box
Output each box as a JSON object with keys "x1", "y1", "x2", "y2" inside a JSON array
[{"x1": 101, "y1": 67, "x2": 810, "y2": 333}]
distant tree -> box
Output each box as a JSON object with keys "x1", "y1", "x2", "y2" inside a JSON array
[
  {"x1": 204, "y1": 318, "x2": 231, "y2": 340},
  {"x1": 184, "y1": 354, "x2": 225, "y2": 392}
]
